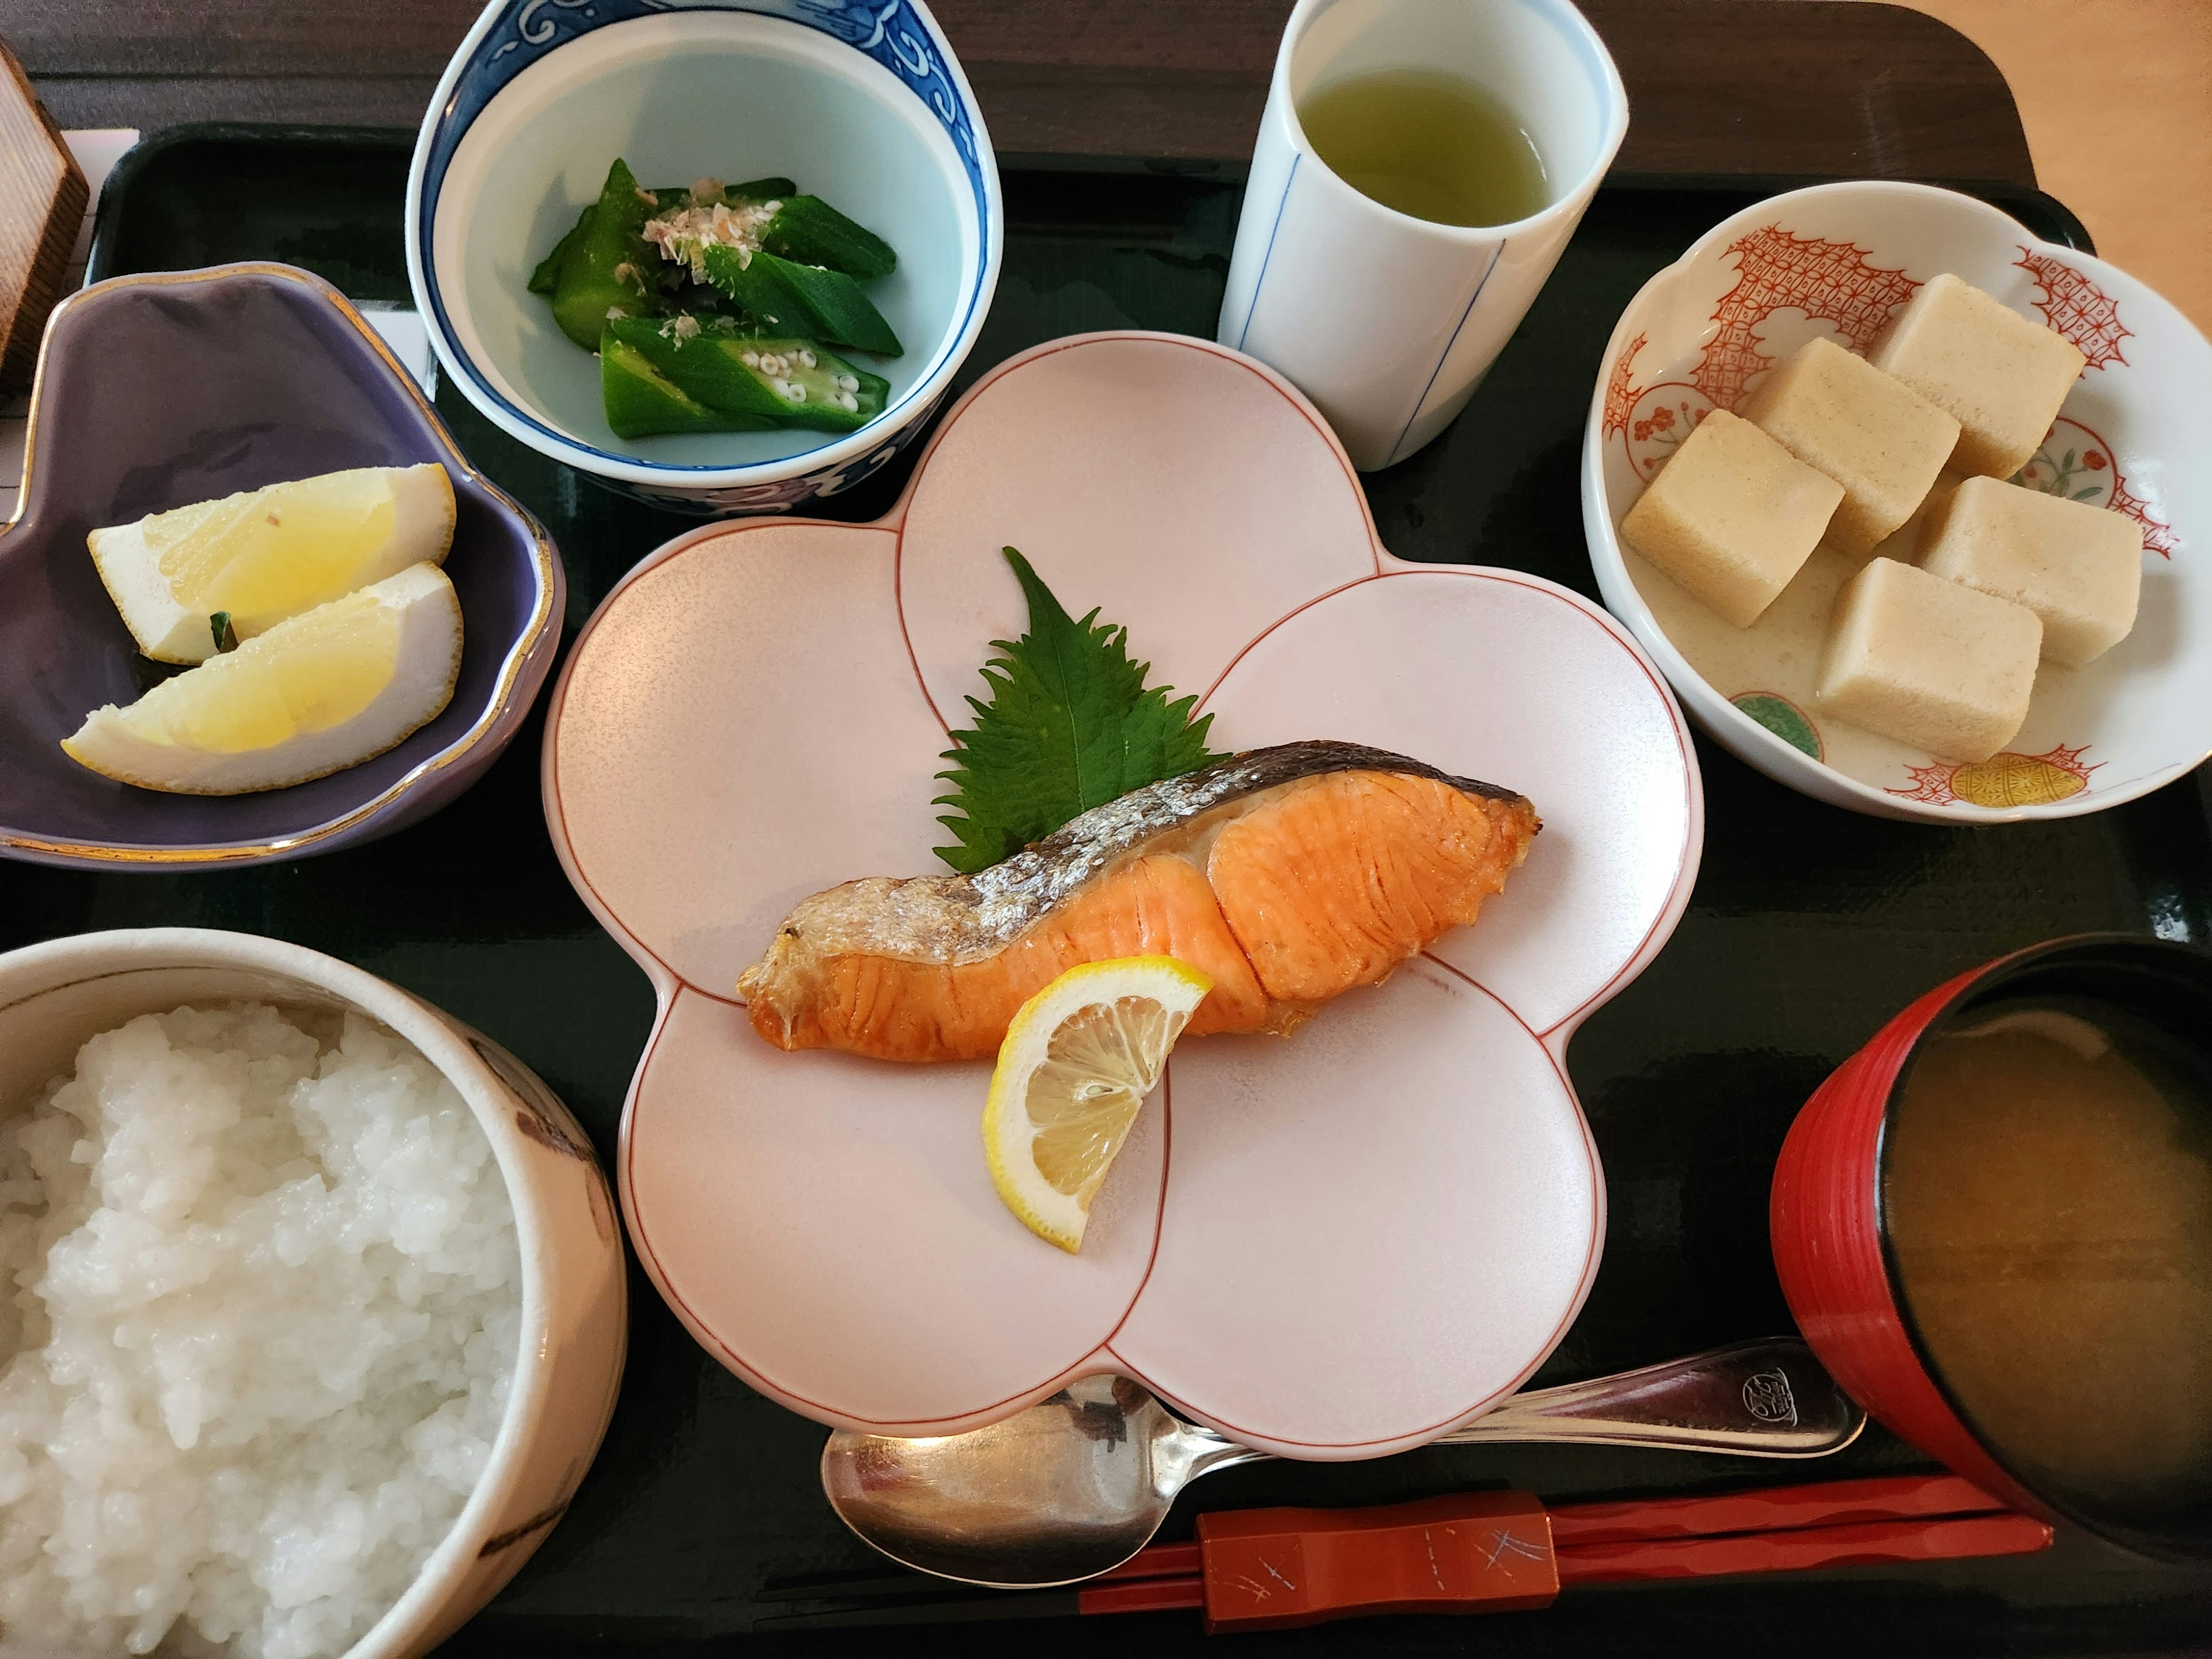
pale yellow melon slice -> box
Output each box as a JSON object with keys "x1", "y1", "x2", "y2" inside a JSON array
[
  {"x1": 89, "y1": 463, "x2": 456, "y2": 664},
  {"x1": 63, "y1": 563, "x2": 463, "y2": 794}
]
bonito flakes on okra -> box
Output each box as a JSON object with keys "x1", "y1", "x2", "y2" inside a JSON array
[{"x1": 528, "y1": 158, "x2": 900, "y2": 439}]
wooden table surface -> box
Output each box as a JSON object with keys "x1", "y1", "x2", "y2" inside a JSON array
[
  {"x1": 14, "y1": 2, "x2": 2036, "y2": 177},
  {"x1": 9, "y1": 0, "x2": 2203, "y2": 314},
  {"x1": 1887, "y1": 0, "x2": 2211, "y2": 333},
  {"x1": 8, "y1": 0, "x2": 2206, "y2": 315}
]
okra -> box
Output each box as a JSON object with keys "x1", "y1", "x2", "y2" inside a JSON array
[
  {"x1": 650, "y1": 177, "x2": 798, "y2": 210},
  {"x1": 601, "y1": 335, "x2": 776, "y2": 438},
  {"x1": 757, "y1": 195, "x2": 896, "y2": 280},
  {"x1": 604, "y1": 315, "x2": 890, "y2": 433},
  {"x1": 528, "y1": 204, "x2": 593, "y2": 295},
  {"x1": 661, "y1": 280, "x2": 742, "y2": 320},
  {"x1": 657, "y1": 183, "x2": 894, "y2": 279},
  {"x1": 547, "y1": 158, "x2": 661, "y2": 351},
  {"x1": 699, "y1": 245, "x2": 902, "y2": 357}
]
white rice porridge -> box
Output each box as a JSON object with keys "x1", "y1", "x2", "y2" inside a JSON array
[{"x1": 0, "y1": 1002, "x2": 520, "y2": 1658}]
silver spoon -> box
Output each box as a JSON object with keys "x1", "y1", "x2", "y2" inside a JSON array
[{"x1": 823, "y1": 1336, "x2": 1865, "y2": 1588}]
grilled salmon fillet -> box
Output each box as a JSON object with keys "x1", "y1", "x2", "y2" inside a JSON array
[{"x1": 736, "y1": 741, "x2": 1539, "y2": 1062}]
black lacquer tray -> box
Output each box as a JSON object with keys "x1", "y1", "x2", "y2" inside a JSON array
[{"x1": 4, "y1": 122, "x2": 2203, "y2": 1655}]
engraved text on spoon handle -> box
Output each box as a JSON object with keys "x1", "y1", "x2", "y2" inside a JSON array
[{"x1": 1437, "y1": 1337, "x2": 1866, "y2": 1459}]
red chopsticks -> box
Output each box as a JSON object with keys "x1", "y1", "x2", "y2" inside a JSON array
[
  {"x1": 753, "y1": 1471, "x2": 2052, "y2": 1632},
  {"x1": 1076, "y1": 1472, "x2": 2050, "y2": 1631}
]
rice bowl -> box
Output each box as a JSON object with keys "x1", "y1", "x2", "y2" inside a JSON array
[
  {"x1": 0, "y1": 1002, "x2": 517, "y2": 1657},
  {"x1": 0, "y1": 931, "x2": 626, "y2": 1659}
]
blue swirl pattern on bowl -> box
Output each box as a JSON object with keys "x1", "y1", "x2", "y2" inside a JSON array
[
  {"x1": 450, "y1": 0, "x2": 986, "y2": 181},
  {"x1": 408, "y1": 0, "x2": 1001, "y2": 516},
  {"x1": 0, "y1": 263, "x2": 563, "y2": 870}
]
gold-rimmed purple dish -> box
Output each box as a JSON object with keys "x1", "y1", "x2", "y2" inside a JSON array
[{"x1": 0, "y1": 262, "x2": 562, "y2": 870}]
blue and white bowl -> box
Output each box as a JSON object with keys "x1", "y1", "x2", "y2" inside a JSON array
[{"x1": 407, "y1": 0, "x2": 1001, "y2": 516}]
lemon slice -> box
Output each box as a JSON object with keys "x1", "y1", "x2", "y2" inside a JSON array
[
  {"x1": 983, "y1": 956, "x2": 1213, "y2": 1252},
  {"x1": 89, "y1": 463, "x2": 456, "y2": 663},
  {"x1": 62, "y1": 562, "x2": 463, "y2": 795}
]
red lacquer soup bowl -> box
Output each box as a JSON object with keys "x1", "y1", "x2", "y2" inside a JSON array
[{"x1": 1771, "y1": 934, "x2": 2212, "y2": 1562}]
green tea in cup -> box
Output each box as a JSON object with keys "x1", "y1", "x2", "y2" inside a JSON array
[
  {"x1": 1297, "y1": 70, "x2": 1550, "y2": 228},
  {"x1": 1219, "y1": 0, "x2": 1627, "y2": 470}
]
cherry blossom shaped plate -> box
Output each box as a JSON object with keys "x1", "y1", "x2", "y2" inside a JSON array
[
  {"x1": 544, "y1": 332, "x2": 1702, "y2": 1459},
  {"x1": 1585, "y1": 181, "x2": 2212, "y2": 821}
]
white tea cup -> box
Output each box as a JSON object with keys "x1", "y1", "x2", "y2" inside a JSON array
[{"x1": 1218, "y1": 0, "x2": 1628, "y2": 471}]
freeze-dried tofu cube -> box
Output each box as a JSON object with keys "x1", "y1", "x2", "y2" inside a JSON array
[
  {"x1": 1619, "y1": 408, "x2": 1844, "y2": 627},
  {"x1": 1815, "y1": 555, "x2": 2041, "y2": 762},
  {"x1": 1919, "y1": 475, "x2": 2142, "y2": 665},
  {"x1": 1870, "y1": 272, "x2": 2086, "y2": 479},
  {"x1": 1865, "y1": 471, "x2": 1966, "y2": 566},
  {"x1": 1741, "y1": 338, "x2": 1960, "y2": 556}
]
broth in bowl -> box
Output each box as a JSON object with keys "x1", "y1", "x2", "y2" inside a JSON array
[{"x1": 1885, "y1": 995, "x2": 2212, "y2": 1524}]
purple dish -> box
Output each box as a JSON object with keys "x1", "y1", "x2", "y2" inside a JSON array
[{"x1": 0, "y1": 263, "x2": 563, "y2": 870}]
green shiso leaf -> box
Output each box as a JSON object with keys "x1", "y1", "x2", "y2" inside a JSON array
[{"x1": 932, "y1": 548, "x2": 1226, "y2": 873}]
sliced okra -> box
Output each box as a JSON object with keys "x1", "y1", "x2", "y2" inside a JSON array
[
  {"x1": 757, "y1": 195, "x2": 896, "y2": 280},
  {"x1": 646, "y1": 177, "x2": 798, "y2": 211},
  {"x1": 604, "y1": 316, "x2": 889, "y2": 433},
  {"x1": 699, "y1": 245, "x2": 902, "y2": 357},
  {"x1": 547, "y1": 158, "x2": 660, "y2": 350},
  {"x1": 600, "y1": 334, "x2": 776, "y2": 438},
  {"x1": 528, "y1": 204, "x2": 593, "y2": 295}
]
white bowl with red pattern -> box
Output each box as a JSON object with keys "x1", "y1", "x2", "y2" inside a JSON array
[
  {"x1": 541, "y1": 331, "x2": 1703, "y2": 1459},
  {"x1": 1582, "y1": 180, "x2": 2212, "y2": 821}
]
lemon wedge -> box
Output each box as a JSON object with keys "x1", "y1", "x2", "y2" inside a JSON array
[
  {"x1": 63, "y1": 562, "x2": 463, "y2": 794},
  {"x1": 89, "y1": 463, "x2": 456, "y2": 663},
  {"x1": 983, "y1": 957, "x2": 1213, "y2": 1252}
]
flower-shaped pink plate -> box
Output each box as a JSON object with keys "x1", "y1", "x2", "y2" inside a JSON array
[{"x1": 543, "y1": 332, "x2": 1702, "y2": 1459}]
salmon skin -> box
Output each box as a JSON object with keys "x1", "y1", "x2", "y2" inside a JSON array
[{"x1": 736, "y1": 741, "x2": 1539, "y2": 1062}]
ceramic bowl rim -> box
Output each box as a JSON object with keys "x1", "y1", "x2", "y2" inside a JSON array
[
  {"x1": 1580, "y1": 177, "x2": 2212, "y2": 824},
  {"x1": 403, "y1": 0, "x2": 1005, "y2": 490},
  {"x1": 0, "y1": 925, "x2": 596, "y2": 1659},
  {"x1": 0, "y1": 260, "x2": 562, "y2": 870}
]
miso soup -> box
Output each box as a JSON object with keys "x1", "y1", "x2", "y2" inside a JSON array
[{"x1": 1885, "y1": 999, "x2": 2212, "y2": 1520}]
